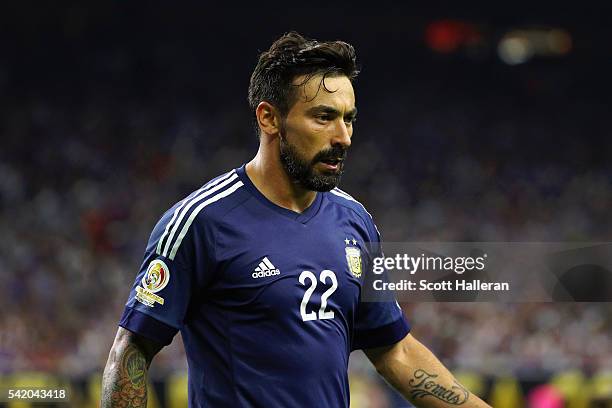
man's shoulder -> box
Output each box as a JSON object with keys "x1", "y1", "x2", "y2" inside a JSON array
[
  {"x1": 326, "y1": 187, "x2": 375, "y2": 221},
  {"x1": 169, "y1": 168, "x2": 248, "y2": 220},
  {"x1": 150, "y1": 169, "x2": 249, "y2": 259},
  {"x1": 326, "y1": 187, "x2": 381, "y2": 235}
]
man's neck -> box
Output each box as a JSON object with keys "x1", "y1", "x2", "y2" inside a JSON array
[{"x1": 245, "y1": 154, "x2": 317, "y2": 214}]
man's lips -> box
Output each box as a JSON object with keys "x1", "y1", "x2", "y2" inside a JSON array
[{"x1": 318, "y1": 158, "x2": 344, "y2": 171}]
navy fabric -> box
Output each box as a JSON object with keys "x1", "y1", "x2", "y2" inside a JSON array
[
  {"x1": 119, "y1": 307, "x2": 176, "y2": 346},
  {"x1": 120, "y1": 165, "x2": 410, "y2": 407}
]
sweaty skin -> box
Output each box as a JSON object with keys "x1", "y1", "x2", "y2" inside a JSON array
[
  {"x1": 246, "y1": 74, "x2": 356, "y2": 213},
  {"x1": 366, "y1": 334, "x2": 491, "y2": 407},
  {"x1": 101, "y1": 328, "x2": 162, "y2": 408}
]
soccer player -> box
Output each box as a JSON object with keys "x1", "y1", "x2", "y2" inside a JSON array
[{"x1": 101, "y1": 32, "x2": 490, "y2": 407}]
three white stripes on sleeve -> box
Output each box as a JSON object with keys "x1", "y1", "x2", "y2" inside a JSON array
[{"x1": 156, "y1": 170, "x2": 243, "y2": 260}]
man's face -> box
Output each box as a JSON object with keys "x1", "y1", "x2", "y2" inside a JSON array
[{"x1": 278, "y1": 73, "x2": 356, "y2": 192}]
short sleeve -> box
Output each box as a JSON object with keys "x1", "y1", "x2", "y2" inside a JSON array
[
  {"x1": 352, "y1": 216, "x2": 410, "y2": 351},
  {"x1": 119, "y1": 202, "x2": 213, "y2": 345}
]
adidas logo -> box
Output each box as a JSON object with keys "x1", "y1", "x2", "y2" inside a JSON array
[{"x1": 252, "y1": 257, "x2": 281, "y2": 278}]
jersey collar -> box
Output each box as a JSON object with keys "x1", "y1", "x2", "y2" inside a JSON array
[{"x1": 236, "y1": 164, "x2": 323, "y2": 224}]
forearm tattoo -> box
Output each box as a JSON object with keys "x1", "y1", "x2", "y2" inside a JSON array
[
  {"x1": 408, "y1": 369, "x2": 469, "y2": 405},
  {"x1": 101, "y1": 342, "x2": 148, "y2": 407}
]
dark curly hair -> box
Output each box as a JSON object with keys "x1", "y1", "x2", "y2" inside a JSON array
[{"x1": 248, "y1": 32, "x2": 359, "y2": 135}]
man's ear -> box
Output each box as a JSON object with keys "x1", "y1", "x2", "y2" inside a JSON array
[{"x1": 255, "y1": 101, "x2": 281, "y2": 137}]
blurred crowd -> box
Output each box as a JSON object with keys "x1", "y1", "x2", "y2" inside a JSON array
[{"x1": 0, "y1": 13, "x2": 611, "y2": 400}]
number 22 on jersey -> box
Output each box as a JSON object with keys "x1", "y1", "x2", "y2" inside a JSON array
[{"x1": 299, "y1": 270, "x2": 338, "y2": 322}]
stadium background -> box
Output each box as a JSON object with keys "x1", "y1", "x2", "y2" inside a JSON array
[{"x1": 1, "y1": 3, "x2": 611, "y2": 407}]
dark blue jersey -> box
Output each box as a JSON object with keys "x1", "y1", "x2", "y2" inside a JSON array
[{"x1": 120, "y1": 165, "x2": 410, "y2": 407}]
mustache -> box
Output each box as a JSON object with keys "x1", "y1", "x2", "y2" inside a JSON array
[{"x1": 311, "y1": 146, "x2": 348, "y2": 164}]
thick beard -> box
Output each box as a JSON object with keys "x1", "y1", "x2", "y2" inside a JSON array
[{"x1": 279, "y1": 130, "x2": 346, "y2": 193}]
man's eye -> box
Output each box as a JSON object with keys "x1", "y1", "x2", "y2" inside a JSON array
[
  {"x1": 317, "y1": 115, "x2": 332, "y2": 121},
  {"x1": 345, "y1": 117, "x2": 357, "y2": 124}
]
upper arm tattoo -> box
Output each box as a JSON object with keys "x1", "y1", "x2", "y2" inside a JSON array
[{"x1": 102, "y1": 341, "x2": 148, "y2": 407}]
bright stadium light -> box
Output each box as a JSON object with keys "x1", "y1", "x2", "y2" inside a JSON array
[
  {"x1": 498, "y1": 28, "x2": 572, "y2": 65},
  {"x1": 498, "y1": 35, "x2": 533, "y2": 65}
]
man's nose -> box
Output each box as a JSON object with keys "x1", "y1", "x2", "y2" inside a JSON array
[{"x1": 331, "y1": 120, "x2": 352, "y2": 148}]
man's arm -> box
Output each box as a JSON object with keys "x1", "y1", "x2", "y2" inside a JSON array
[
  {"x1": 365, "y1": 334, "x2": 490, "y2": 408},
  {"x1": 101, "y1": 327, "x2": 164, "y2": 408}
]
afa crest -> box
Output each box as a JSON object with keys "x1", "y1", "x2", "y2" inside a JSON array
[{"x1": 345, "y1": 246, "x2": 362, "y2": 278}]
